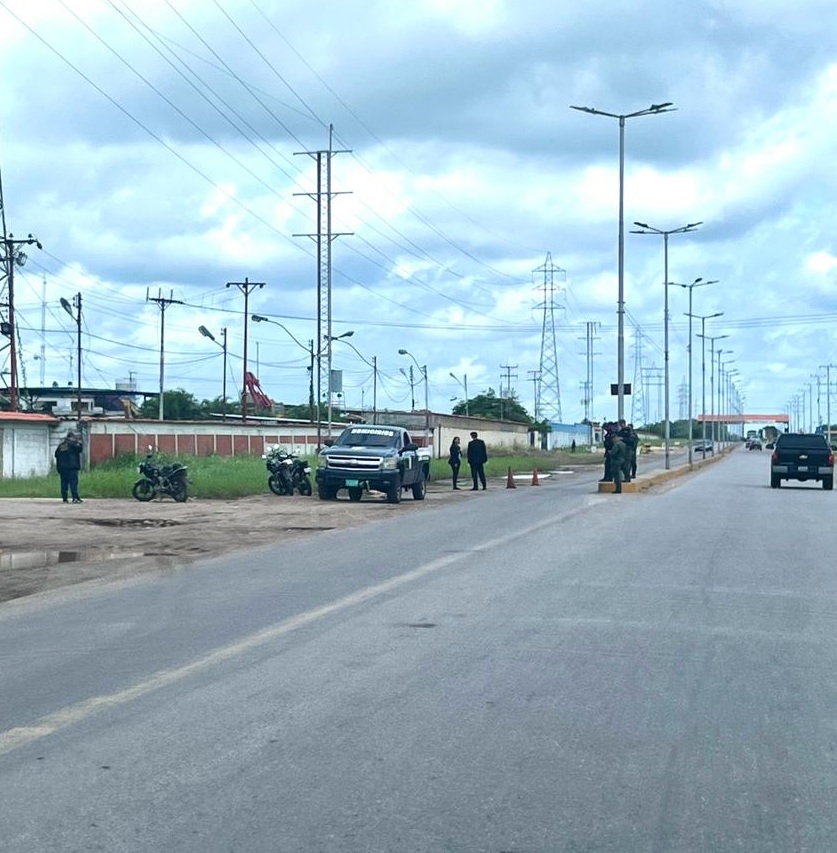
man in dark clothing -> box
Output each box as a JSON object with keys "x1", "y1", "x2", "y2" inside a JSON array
[
  {"x1": 618, "y1": 422, "x2": 636, "y2": 483},
  {"x1": 609, "y1": 432, "x2": 628, "y2": 494},
  {"x1": 601, "y1": 423, "x2": 616, "y2": 482},
  {"x1": 55, "y1": 430, "x2": 83, "y2": 503},
  {"x1": 466, "y1": 431, "x2": 488, "y2": 490}
]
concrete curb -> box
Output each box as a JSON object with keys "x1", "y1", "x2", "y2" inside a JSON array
[{"x1": 597, "y1": 447, "x2": 733, "y2": 493}]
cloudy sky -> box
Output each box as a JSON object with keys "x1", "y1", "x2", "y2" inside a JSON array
[{"x1": 2, "y1": 0, "x2": 836, "y2": 431}]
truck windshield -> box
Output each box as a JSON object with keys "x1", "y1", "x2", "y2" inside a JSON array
[{"x1": 335, "y1": 429, "x2": 398, "y2": 448}]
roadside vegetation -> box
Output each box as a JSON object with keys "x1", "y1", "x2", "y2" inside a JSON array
[{"x1": 1, "y1": 447, "x2": 601, "y2": 500}]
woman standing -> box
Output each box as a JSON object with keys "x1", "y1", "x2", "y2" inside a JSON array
[{"x1": 448, "y1": 435, "x2": 463, "y2": 490}]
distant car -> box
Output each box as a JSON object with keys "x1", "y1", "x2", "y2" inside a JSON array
[
  {"x1": 765, "y1": 442, "x2": 775, "y2": 449},
  {"x1": 693, "y1": 441, "x2": 714, "y2": 453},
  {"x1": 747, "y1": 439, "x2": 763, "y2": 451}
]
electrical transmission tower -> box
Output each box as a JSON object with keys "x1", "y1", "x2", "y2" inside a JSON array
[
  {"x1": 533, "y1": 252, "x2": 565, "y2": 422},
  {"x1": 630, "y1": 330, "x2": 647, "y2": 426}
]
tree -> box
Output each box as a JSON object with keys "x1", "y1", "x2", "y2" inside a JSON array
[
  {"x1": 138, "y1": 389, "x2": 204, "y2": 420},
  {"x1": 452, "y1": 387, "x2": 532, "y2": 423}
]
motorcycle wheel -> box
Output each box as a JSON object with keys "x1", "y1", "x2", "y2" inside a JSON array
[
  {"x1": 297, "y1": 477, "x2": 313, "y2": 497},
  {"x1": 268, "y1": 475, "x2": 285, "y2": 496},
  {"x1": 132, "y1": 479, "x2": 155, "y2": 502},
  {"x1": 172, "y1": 483, "x2": 188, "y2": 503}
]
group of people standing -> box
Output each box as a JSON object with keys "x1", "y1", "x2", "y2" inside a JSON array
[
  {"x1": 447, "y1": 431, "x2": 488, "y2": 491},
  {"x1": 602, "y1": 420, "x2": 639, "y2": 494}
]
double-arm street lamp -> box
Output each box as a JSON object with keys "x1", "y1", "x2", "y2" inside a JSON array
[
  {"x1": 252, "y1": 314, "x2": 317, "y2": 437},
  {"x1": 399, "y1": 348, "x2": 429, "y2": 449},
  {"x1": 198, "y1": 325, "x2": 228, "y2": 419},
  {"x1": 694, "y1": 315, "x2": 724, "y2": 459},
  {"x1": 631, "y1": 221, "x2": 702, "y2": 469},
  {"x1": 570, "y1": 102, "x2": 676, "y2": 421},
  {"x1": 678, "y1": 279, "x2": 719, "y2": 466},
  {"x1": 449, "y1": 372, "x2": 469, "y2": 416},
  {"x1": 330, "y1": 331, "x2": 378, "y2": 424}
]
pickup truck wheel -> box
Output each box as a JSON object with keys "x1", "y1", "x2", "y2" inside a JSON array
[
  {"x1": 411, "y1": 472, "x2": 426, "y2": 501},
  {"x1": 770, "y1": 475, "x2": 781, "y2": 489},
  {"x1": 823, "y1": 476, "x2": 833, "y2": 491},
  {"x1": 348, "y1": 487, "x2": 363, "y2": 502},
  {"x1": 317, "y1": 484, "x2": 337, "y2": 500},
  {"x1": 387, "y1": 474, "x2": 402, "y2": 504}
]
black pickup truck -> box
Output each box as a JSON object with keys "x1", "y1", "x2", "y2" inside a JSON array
[
  {"x1": 770, "y1": 433, "x2": 834, "y2": 490},
  {"x1": 316, "y1": 424, "x2": 431, "y2": 504}
]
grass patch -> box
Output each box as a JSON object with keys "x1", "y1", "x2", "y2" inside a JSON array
[{"x1": 2, "y1": 448, "x2": 601, "y2": 500}]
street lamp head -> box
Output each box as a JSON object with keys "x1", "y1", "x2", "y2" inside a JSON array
[
  {"x1": 650, "y1": 102, "x2": 675, "y2": 111},
  {"x1": 398, "y1": 349, "x2": 409, "y2": 355},
  {"x1": 251, "y1": 314, "x2": 267, "y2": 323},
  {"x1": 633, "y1": 221, "x2": 649, "y2": 229},
  {"x1": 198, "y1": 325, "x2": 215, "y2": 341},
  {"x1": 60, "y1": 297, "x2": 73, "y2": 317}
]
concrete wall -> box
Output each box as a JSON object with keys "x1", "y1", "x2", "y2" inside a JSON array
[
  {"x1": 1, "y1": 425, "x2": 54, "y2": 478},
  {"x1": 1, "y1": 412, "x2": 537, "y2": 479}
]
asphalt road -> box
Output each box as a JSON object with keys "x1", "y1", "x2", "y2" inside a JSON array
[{"x1": 2, "y1": 446, "x2": 834, "y2": 852}]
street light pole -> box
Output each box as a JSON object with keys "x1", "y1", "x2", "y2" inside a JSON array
[
  {"x1": 198, "y1": 325, "x2": 228, "y2": 419},
  {"x1": 695, "y1": 315, "x2": 724, "y2": 459},
  {"x1": 570, "y1": 102, "x2": 676, "y2": 421},
  {"x1": 251, "y1": 313, "x2": 318, "y2": 439},
  {"x1": 631, "y1": 221, "x2": 702, "y2": 469},
  {"x1": 399, "y1": 349, "x2": 430, "y2": 449},
  {"x1": 679, "y1": 280, "x2": 718, "y2": 466},
  {"x1": 449, "y1": 372, "x2": 469, "y2": 416},
  {"x1": 330, "y1": 332, "x2": 378, "y2": 424}
]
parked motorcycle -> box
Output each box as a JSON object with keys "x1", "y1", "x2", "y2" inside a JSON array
[
  {"x1": 132, "y1": 449, "x2": 189, "y2": 502},
  {"x1": 263, "y1": 446, "x2": 312, "y2": 496}
]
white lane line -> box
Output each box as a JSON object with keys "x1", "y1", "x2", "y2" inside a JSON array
[{"x1": 1, "y1": 509, "x2": 568, "y2": 756}]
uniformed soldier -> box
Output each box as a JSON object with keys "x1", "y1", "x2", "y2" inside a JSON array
[{"x1": 609, "y1": 432, "x2": 628, "y2": 494}]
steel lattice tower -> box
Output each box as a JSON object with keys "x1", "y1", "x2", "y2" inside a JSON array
[
  {"x1": 630, "y1": 329, "x2": 647, "y2": 426},
  {"x1": 533, "y1": 253, "x2": 564, "y2": 422}
]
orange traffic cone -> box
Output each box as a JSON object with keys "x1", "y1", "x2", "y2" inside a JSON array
[
  {"x1": 531, "y1": 468, "x2": 540, "y2": 486},
  {"x1": 506, "y1": 466, "x2": 517, "y2": 489}
]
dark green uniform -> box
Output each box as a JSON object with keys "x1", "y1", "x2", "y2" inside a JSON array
[{"x1": 609, "y1": 436, "x2": 628, "y2": 493}]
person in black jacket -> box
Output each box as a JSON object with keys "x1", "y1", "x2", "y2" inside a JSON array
[
  {"x1": 55, "y1": 430, "x2": 83, "y2": 503},
  {"x1": 466, "y1": 430, "x2": 488, "y2": 490},
  {"x1": 448, "y1": 435, "x2": 463, "y2": 490}
]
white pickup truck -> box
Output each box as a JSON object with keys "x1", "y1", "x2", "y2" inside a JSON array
[{"x1": 315, "y1": 425, "x2": 431, "y2": 504}]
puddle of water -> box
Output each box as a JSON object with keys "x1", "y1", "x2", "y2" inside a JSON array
[{"x1": 0, "y1": 549, "x2": 147, "y2": 571}]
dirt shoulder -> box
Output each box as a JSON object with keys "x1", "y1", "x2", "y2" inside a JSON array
[{"x1": 0, "y1": 487, "x2": 462, "y2": 604}]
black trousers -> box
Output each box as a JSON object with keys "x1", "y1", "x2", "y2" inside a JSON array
[
  {"x1": 59, "y1": 470, "x2": 80, "y2": 501},
  {"x1": 450, "y1": 462, "x2": 460, "y2": 488},
  {"x1": 470, "y1": 463, "x2": 486, "y2": 489}
]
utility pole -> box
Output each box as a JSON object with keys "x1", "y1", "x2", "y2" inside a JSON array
[
  {"x1": 60, "y1": 294, "x2": 82, "y2": 426},
  {"x1": 528, "y1": 369, "x2": 541, "y2": 421},
  {"x1": 500, "y1": 363, "x2": 518, "y2": 420},
  {"x1": 820, "y1": 364, "x2": 836, "y2": 446},
  {"x1": 294, "y1": 125, "x2": 352, "y2": 444},
  {"x1": 225, "y1": 278, "x2": 264, "y2": 423},
  {"x1": 146, "y1": 289, "x2": 183, "y2": 421},
  {"x1": 1, "y1": 232, "x2": 42, "y2": 411}
]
